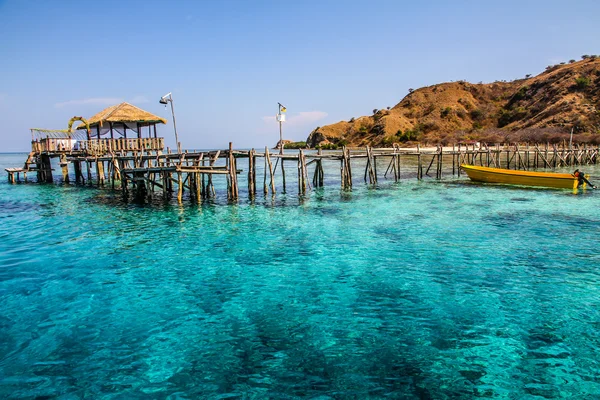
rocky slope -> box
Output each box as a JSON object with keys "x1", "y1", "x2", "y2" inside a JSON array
[{"x1": 306, "y1": 57, "x2": 600, "y2": 147}]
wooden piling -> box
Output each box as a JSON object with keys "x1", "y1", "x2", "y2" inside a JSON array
[
  {"x1": 417, "y1": 145, "x2": 422, "y2": 180},
  {"x1": 248, "y1": 148, "x2": 255, "y2": 197}
]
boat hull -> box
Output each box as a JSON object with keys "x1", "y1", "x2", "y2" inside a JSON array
[{"x1": 461, "y1": 165, "x2": 577, "y2": 189}]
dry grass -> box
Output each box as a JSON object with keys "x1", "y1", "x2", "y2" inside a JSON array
[{"x1": 307, "y1": 58, "x2": 600, "y2": 147}]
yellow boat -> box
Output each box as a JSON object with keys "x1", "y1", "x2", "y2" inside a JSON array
[{"x1": 461, "y1": 165, "x2": 583, "y2": 189}]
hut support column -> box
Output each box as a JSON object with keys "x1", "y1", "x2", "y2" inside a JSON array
[
  {"x1": 41, "y1": 154, "x2": 53, "y2": 183},
  {"x1": 59, "y1": 154, "x2": 69, "y2": 183},
  {"x1": 74, "y1": 160, "x2": 83, "y2": 183},
  {"x1": 96, "y1": 158, "x2": 105, "y2": 186}
]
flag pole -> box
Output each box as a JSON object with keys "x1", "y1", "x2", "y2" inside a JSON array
[{"x1": 278, "y1": 103, "x2": 285, "y2": 155}]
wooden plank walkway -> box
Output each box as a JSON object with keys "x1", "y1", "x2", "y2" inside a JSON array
[{"x1": 5, "y1": 141, "x2": 599, "y2": 203}]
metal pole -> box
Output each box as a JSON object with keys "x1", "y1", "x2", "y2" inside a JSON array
[
  {"x1": 277, "y1": 103, "x2": 283, "y2": 154},
  {"x1": 170, "y1": 95, "x2": 180, "y2": 153},
  {"x1": 279, "y1": 120, "x2": 283, "y2": 155},
  {"x1": 569, "y1": 127, "x2": 573, "y2": 150}
]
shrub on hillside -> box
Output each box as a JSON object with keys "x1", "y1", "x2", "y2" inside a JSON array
[
  {"x1": 284, "y1": 141, "x2": 307, "y2": 149},
  {"x1": 498, "y1": 107, "x2": 528, "y2": 127},
  {"x1": 575, "y1": 76, "x2": 591, "y2": 90},
  {"x1": 470, "y1": 109, "x2": 485, "y2": 121},
  {"x1": 397, "y1": 129, "x2": 420, "y2": 142},
  {"x1": 440, "y1": 107, "x2": 452, "y2": 118}
]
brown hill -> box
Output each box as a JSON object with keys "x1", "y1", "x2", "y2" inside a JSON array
[{"x1": 306, "y1": 57, "x2": 600, "y2": 147}]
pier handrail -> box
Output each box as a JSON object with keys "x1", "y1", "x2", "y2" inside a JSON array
[{"x1": 32, "y1": 137, "x2": 165, "y2": 155}]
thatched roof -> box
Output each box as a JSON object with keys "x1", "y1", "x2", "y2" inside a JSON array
[{"x1": 78, "y1": 102, "x2": 167, "y2": 129}]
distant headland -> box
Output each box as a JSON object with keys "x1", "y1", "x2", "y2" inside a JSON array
[{"x1": 306, "y1": 56, "x2": 600, "y2": 148}]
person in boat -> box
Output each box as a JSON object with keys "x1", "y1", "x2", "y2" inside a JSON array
[{"x1": 574, "y1": 169, "x2": 597, "y2": 189}]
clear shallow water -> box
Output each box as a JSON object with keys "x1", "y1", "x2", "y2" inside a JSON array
[{"x1": 1, "y1": 153, "x2": 600, "y2": 398}]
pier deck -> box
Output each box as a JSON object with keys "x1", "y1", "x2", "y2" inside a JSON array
[{"x1": 6, "y1": 141, "x2": 599, "y2": 202}]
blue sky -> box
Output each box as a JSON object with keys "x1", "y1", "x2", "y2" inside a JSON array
[{"x1": 1, "y1": 0, "x2": 599, "y2": 151}]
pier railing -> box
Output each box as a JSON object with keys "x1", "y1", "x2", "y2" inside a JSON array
[
  {"x1": 11, "y1": 141, "x2": 599, "y2": 202},
  {"x1": 32, "y1": 137, "x2": 165, "y2": 154}
]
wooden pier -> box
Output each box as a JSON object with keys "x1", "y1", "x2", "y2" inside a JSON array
[{"x1": 5, "y1": 141, "x2": 599, "y2": 202}]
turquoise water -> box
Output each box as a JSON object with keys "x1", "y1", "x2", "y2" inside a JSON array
[{"x1": 1, "y1": 152, "x2": 600, "y2": 398}]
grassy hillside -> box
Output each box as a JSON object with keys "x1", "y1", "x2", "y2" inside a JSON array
[{"x1": 306, "y1": 57, "x2": 600, "y2": 147}]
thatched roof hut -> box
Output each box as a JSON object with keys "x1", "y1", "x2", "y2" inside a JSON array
[{"x1": 78, "y1": 102, "x2": 167, "y2": 139}]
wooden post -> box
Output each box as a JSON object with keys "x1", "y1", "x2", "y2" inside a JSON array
[
  {"x1": 208, "y1": 150, "x2": 219, "y2": 197},
  {"x1": 417, "y1": 145, "x2": 422, "y2": 180},
  {"x1": 177, "y1": 172, "x2": 183, "y2": 203},
  {"x1": 195, "y1": 171, "x2": 201, "y2": 200},
  {"x1": 60, "y1": 154, "x2": 69, "y2": 182},
  {"x1": 263, "y1": 148, "x2": 268, "y2": 195},
  {"x1": 281, "y1": 157, "x2": 286, "y2": 193},
  {"x1": 297, "y1": 151, "x2": 303, "y2": 193},
  {"x1": 300, "y1": 149, "x2": 308, "y2": 194},
  {"x1": 452, "y1": 143, "x2": 456, "y2": 175},
  {"x1": 342, "y1": 146, "x2": 352, "y2": 189},
  {"x1": 247, "y1": 149, "x2": 254, "y2": 197},
  {"x1": 437, "y1": 145, "x2": 443, "y2": 180},
  {"x1": 265, "y1": 147, "x2": 275, "y2": 194},
  {"x1": 96, "y1": 158, "x2": 105, "y2": 186},
  {"x1": 396, "y1": 145, "x2": 401, "y2": 181},
  {"x1": 227, "y1": 144, "x2": 233, "y2": 200},
  {"x1": 41, "y1": 154, "x2": 53, "y2": 183},
  {"x1": 74, "y1": 160, "x2": 82, "y2": 183},
  {"x1": 228, "y1": 142, "x2": 238, "y2": 200}
]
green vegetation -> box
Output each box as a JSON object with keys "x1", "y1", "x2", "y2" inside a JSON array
[
  {"x1": 284, "y1": 141, "x2": 306, "y2": 149},
  {"x1": 513, "y1": 86, "x2": 529, "y2": 101},
  {"x1": 470, "y1": 109, "x2": 485, "y2": 121},
  {"x1": 575, "y1": 76, "x2": 591, "y2": 90},
  {"x1": 316, "y1": 143, "x2": 338, "y2": 150},
  {"x1": 440, "y1": 107, "x2": 452, "y2": 118},
  {"x1": 498, "y1": 107, "x2": 528, "y2": 128},
  {"x1": 395, "y1": 128, "x2": 421, "y2": 142},
  {"x1": 382, "y1": 136, "x2": 396, "y2": 146}
]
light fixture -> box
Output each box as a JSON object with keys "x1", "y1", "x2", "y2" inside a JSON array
[
  {"x1": 158, "y1": 92, "x2": 180, "y2": 152},
  {"x1": 277, "y1": 102, "x2": 286, "y2": 154}
]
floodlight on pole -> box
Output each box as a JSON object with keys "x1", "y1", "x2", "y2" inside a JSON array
[{"x1": 159, "y1": 92, "x2": 180, "y2": 152}]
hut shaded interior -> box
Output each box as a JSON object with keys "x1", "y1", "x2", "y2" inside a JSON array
[{"x1": 77, "y1": 102, "x2": 167, "y2": 140}]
